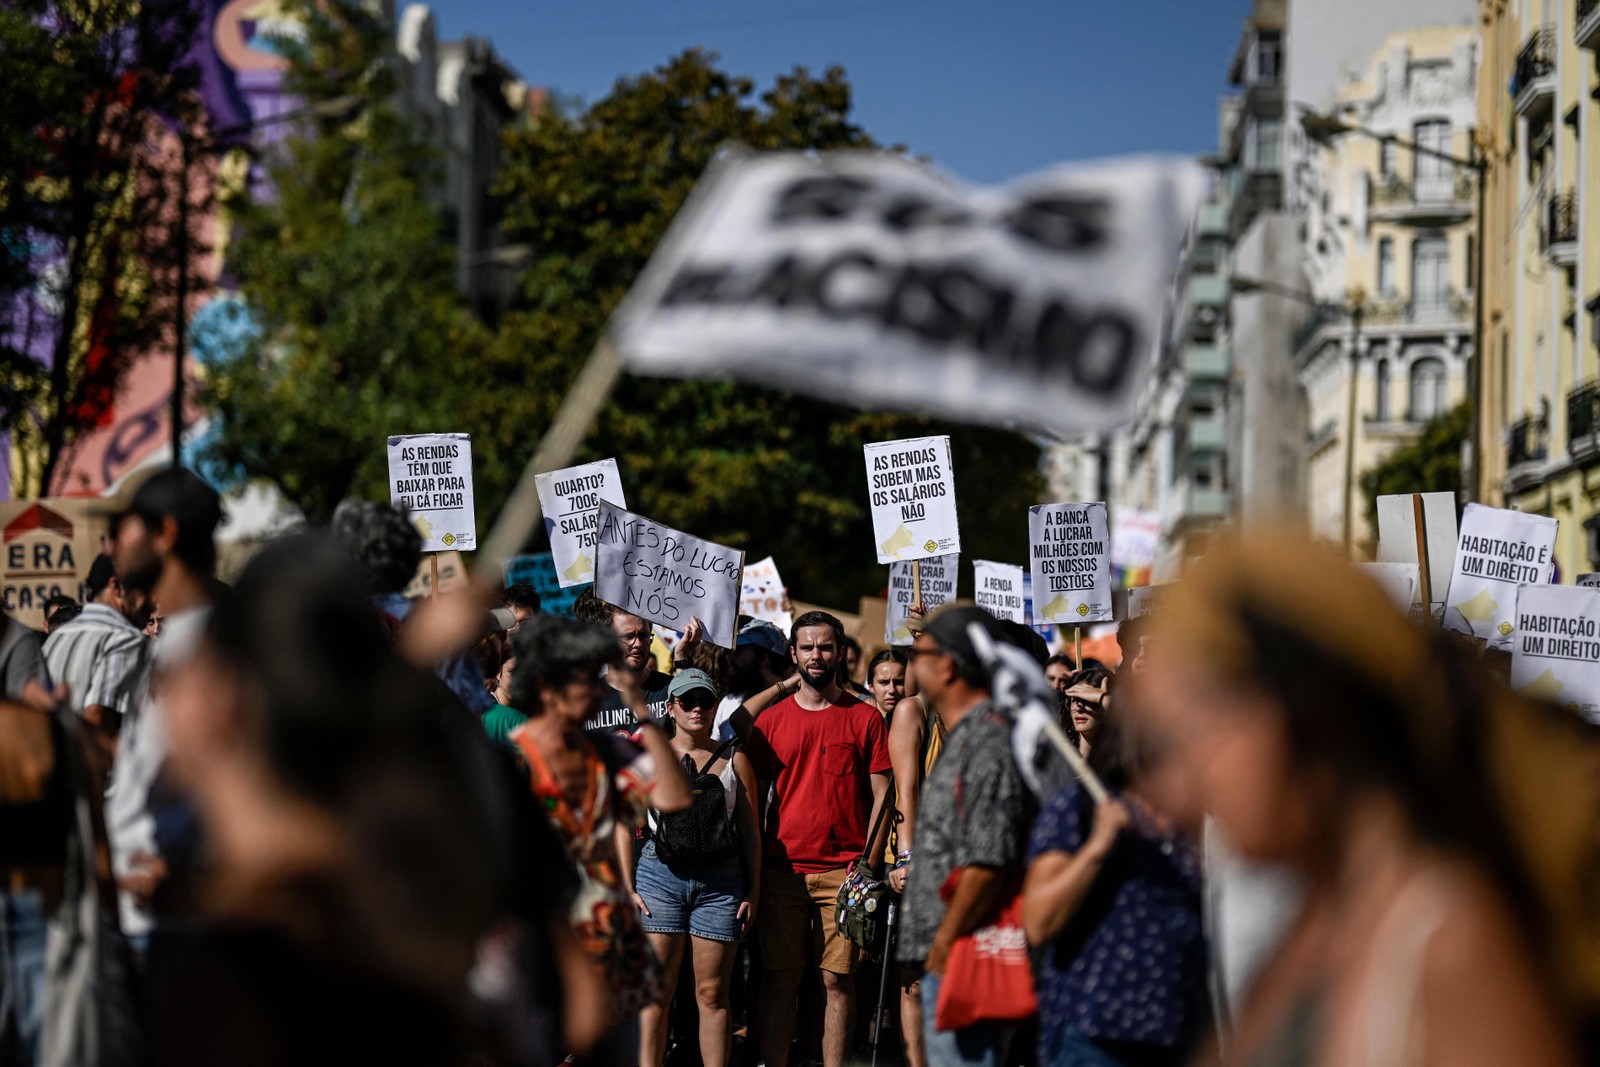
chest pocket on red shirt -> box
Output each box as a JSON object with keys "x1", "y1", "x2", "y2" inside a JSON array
[{"x1": 821, "y1": 743, "x2": 856, "y2": 777}]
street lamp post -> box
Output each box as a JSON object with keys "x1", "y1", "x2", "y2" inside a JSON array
[
  {"x1": 1298, "y1": 107, "x2": 1488, "y2": 505},
  {"x1": 170, "y1": 95, "x2": 364, "y2": 467}
]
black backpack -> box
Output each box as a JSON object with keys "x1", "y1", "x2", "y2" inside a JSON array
[{"x1": 650, "y1": 739, "x2": 740, "y2": 863}]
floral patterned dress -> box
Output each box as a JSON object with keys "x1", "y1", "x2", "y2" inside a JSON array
[{"x1": 512, "y1": 727, "x2": 665, "y2": 1020}]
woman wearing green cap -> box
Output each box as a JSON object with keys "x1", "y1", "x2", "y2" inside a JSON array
[{"x1": 626, "y1": 666, "x2": 769, "y2": 1067}]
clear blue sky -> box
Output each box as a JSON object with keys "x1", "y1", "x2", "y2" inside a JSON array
[{"x1": 417, "y1": 0, "x2": 1250, "y2": 183}]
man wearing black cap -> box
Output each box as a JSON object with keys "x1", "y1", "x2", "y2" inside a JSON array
[
  {"x1": 104, "y1": 466, "x2": 224, "y2": 942},
  {"x1": 897, "y1": 605, "x2": 1034, "y2": 1067},
  {"x1": 43, "y1": 552, "x2": 155, "y2": 734}
]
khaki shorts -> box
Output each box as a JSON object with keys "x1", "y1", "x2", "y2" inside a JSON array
[{"x1": 757, "y1": 865, "x2": 860, "y2": 975}]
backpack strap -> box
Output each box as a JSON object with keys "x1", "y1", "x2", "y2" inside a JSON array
[
  {"x1": 854, "y1": 770, "x2": 898, "y2": 870},
  {"x1": 696, "y1": 737, "x2": 738, "y2": 777}
]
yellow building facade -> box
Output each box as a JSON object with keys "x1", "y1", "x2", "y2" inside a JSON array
[
  {"x1": 1296, "y1": 26, "x2": 1478, "y2": 549},
  {"x1": 1478, "y1": 0, "x2": 1600, "y2": 577}
]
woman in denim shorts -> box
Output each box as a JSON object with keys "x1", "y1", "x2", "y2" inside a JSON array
[{"x1": 625, "y1": 668, "x2": 761, "y2": 1067}]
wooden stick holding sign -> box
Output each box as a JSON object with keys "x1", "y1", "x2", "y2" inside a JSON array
[
  {"x1": 431, "y1": 555, "x2": 439, "y2": 599},
  {"x1": 1074, "y1": 626, "x2": 1083, "y2": 670},
  {"x1": 913, "y1": 559, "x2": 922, "y2": 612},
  {"x1": 1412, "y1": 493, "x2": 1433, "y2": 622},
  {"x1": 1040, "y1": 713, "x2": 1109, "y2": 804}
]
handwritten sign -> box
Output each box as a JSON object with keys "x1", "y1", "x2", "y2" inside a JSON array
[
  {"x1": 740, "y1": 556, "x2": 792, "y2": 634},
  {"x1": 1443, "y1": 504, "x2": 1558, "y2": 649},
  {"x1": 1511, "y1": 584, "x2": 1600, "y2": 723},
  {"x1": 974, "y1": 560, "x2": 1027, "y2": 624},
  {"x1": 535, "y1": 459, "x2": 627, "y2": 588},
  {"x1": 1028, "y1": 502, "x2": 1112, "y2": 624},
  {"x1": 594, "y1": 502, "x2": 744, "y2": 649},
  {"x1": 886, "y1": 554, "x2": 958, "y2": 646},
  {"x1": 864, "y1": 436, "x2": 960, "y2": 565},
  {"x1": 387, "y1": 433, "x2": 476, "y2": 552}
]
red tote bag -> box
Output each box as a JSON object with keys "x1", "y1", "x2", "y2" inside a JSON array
[{"x1": 934, "y1": 885, "x2": 1038, "y2": 1031}]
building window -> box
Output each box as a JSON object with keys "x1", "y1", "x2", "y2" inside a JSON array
[
  {"x1": 1413, "y1": 120, "x2": 1452, "y2": 194},
  {"x1": 1410, "y1": 357, "x2": 1447, "y2": 421},
  {"x1": 1412, "y1": 236, "x2": 1449, "y2": 311},
  {"x1": 1255, "y1": 35, "x2": 1282, "y2": 85},
  {"x1": 1380, "y1": 138, "x2": 1399, "y2": 178},
  {"x1": 1376, "y1": 358, "x2": 1390, "y2": 421},
  {"x1": 1378, "y1": 237, "x2": 1396, "y2": 297},
  {"x1": 1250, "y1": 118, "x2": 1281, "y2": 170}
]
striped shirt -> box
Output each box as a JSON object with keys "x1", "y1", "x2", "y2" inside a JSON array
[{"x1": 43, "y1": 602, "x2": 151, "y2": 720}]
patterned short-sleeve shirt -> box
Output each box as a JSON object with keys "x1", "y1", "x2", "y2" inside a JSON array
[{"x1": 1027, "y1": 782, "x2": 1209, "y2": 1056}]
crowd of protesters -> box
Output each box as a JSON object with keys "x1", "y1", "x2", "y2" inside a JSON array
[{"x1": 2, "y1": 471, "x2": 1598, "y2": 1067}]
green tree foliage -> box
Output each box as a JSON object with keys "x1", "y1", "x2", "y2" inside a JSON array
[
  {"x1": 199, "y1": 0, "x2": 487, "y2": 519},
  {"x1": 1359, "y1": 401, "x2": 1469, "y2": 533},
  {"x1": 0, "y1": 0, "x2": 202, "y2": 495},
  {"x1": 480, "y1": 50, "x2": 1042, "y2": 607}
]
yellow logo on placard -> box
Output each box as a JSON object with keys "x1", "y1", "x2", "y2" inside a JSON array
[
  {"x1": 1497, "y1": 620, "x2": 1513, "y2": 636},
  {"x1": 1455, "y1": 588, "x2": 1497, "y2": 622},
  {"x1": 442, "y1": 533, "x2": 456, "y2": 547},
  {"x1": 880, "y1": 525, "x2": 914, "y2": 558},
  {"x1": 924, "y1": 540, "x2": 938, "y2": 553},
  {"x1": 1568, "y1": 702, "x2": 1582, "y2": 716},
  {"x1": 564, "y1": 554, "x2": 594, "y2": 582},
  {"x1": 1042, "y1": 593, "x2": 1071, "y2": 619},
  {"x1": 1076, "y1": 603, "x2": 1090, "y2": 618},
  {"x1": 414, "y1": 517, "x2": 434, "y2": 540}
]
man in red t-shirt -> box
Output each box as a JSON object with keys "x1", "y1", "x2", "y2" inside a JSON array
[{"x1": 743, "y1": 610, "x2": 891, "y2": 1067}]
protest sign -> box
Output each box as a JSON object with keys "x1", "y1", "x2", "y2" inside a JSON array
[
  {"x1": 1510, "y1": 584, "x2": 1600, "y2": 723},
  {"x1": 1443, "y1": 504, "x2": 1559, "y2": 648},
  {"x1": 403, "y1": 550, "x2": 467, "y2": 599},
  {"x1": 594, "y1": 502, "x2": 743, "y2": 648},
  {"x1": 886, "y1": 553, "x2": 958, "y2": 645},
  {"x1": 505, "y1": 553, "x2": 583, "y2": 617},
  {"x1": 1127, "y1": 585, "x2": 1163, "y2": 619},
  {"x1": 974, "y1": 560, "x2": 1027, "y2": 623},
  {"x1": 1376, "y1": 492, "x2": 1456, "y2": 618},
  {"x1": 1021, "y1": 572, "x2": 1057, "y2": 641},
  {"x1": 1110, "y1": 509, "x2": 1162, "y2": 588},
  {"x1": 0, "y1": 500, "x2": 108, "y2": 630},
  {"x1": 1579, "y1": 574, "x2": 1600, "y2": 589},
  {"x1": 387, "y1": 433, "x2": 476, "y2": 552},
  {"x1": 1356, "y1": 562, "x2": 1420, "y2": 615},
  {"x1": 740, "y1": 556, "x2": 793, "y2": 634},
  {"x1": 610, "y1": 151, "x2": 1206, "y2": 438},
  {"x1": 535, "y1": 459, "x2": 627, "y2": 588},
  {"x1": 1029, "y1": 502, "x2": 1112, "y2": 624},
  {"x1": 864, "y1": 436, "x2": 960, "y2": 564}
]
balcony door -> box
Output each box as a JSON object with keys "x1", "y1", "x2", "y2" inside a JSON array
[
  {"x1": 1413, "y1": 120, "x2": 1452, "y2": 199},
  {"x1": 1412, "y1": 236, "x2": 1450, "y2": 315}
]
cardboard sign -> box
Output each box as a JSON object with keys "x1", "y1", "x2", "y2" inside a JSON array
[
  {"x1": 387, "y1": 433, "x2": 476, "y2": 552},
  {"x1": 505, "y1": 552, "x2": 582, "y2": 617},
  {"x1": 611, "y1": 151, "x2": 1206, "y2": 437},
  {"x1": 535, "y1": 459, "x2": 627, "y2": 588},
  {"x1": 863, "y1": 436, "x2": 960, "y2": 564},
  {"x1": 973, "y1": 560, "x2": 1027, "y2": 624},
  {"x1": 1356, "y1": 562, "x2": 1420, "y2": 616},
  {"x1": 1511, "y1": 584, "x2": 1600, "y2": 723},
  {"x1": 1376, "y1": 492, "x2": 1457, "y2": 619},
  {"x1": 402, "y1": 550, "x2": 468, "y2": 599},
  {"x1": 594, "y1": 502, "x2": 743, "y2": 649},
  {"x1": 0, "y1": 500, "x2": 109, "y2": 630},
  {"x1": 740, "y1": 556, "x2": 793, "y2": 634},
  {"x1": 1127, "y1": 585, "x2": 1163, "y2": 619},
  {"x1": 885, "y1": 553, "x2": 958, "y2": 645},
  {"x1": 1443, "y1": 504, "x2": 1558, "y2": 649},
  {"x1": 1028, "y1": 502, "x2": 1112, "y2": 624}
]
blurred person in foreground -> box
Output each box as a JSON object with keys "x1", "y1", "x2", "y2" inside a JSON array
[
  {"x1": 148, "y1": 534, "x2": 509, "y2": 1064},
  {"x1": 507, "y1": 614, "x2": 693, "y2": 1062},
  {"x1": 1129, "y1": 533, "x2": 1580, "y2": 1067},
  {"x1": 1022, "y1": 684, "x2": 1206, "y2": 1067}
]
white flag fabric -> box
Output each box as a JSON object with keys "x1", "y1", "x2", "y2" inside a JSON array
[{"x1": 611, "y1": 151, "x2": 1206, "y2": 436}]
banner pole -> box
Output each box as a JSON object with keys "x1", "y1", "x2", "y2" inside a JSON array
[
  {"x1": 475, "y1": 338, "x2": 624, "y2": 583},
  {"x1": 430, "y1": 554, "x2": 439, "y2": 599},
  {"x1": 1074, "y1": 625, "x2": 1083, "y2": 670},
  {"x1": 1412, "y1": 493, "x2": 1434, "y2": 624},
  {"x1": 912, "y1": 559, "x2": 922, "y2": 613}
]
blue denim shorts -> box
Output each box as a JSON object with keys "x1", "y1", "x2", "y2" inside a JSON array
[{"x1": 634, "y1": 841, "x2": 745, "y2": 942}]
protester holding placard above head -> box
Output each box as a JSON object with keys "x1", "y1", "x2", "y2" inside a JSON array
[
  {"x1": 896, "y1": 605, "x2": 1035, "y2": 1067},
  {"x1": 507, "y1": 614, "x2": 693, "y2": 1058},
  {"x1": 574, "y1": 587, "x2": 675, "y2": 738},
  {"x1": 741, "y1": 610, "x2": 891, "y2": 1067},
  {"x1": 330, "y1": 500, "x2": 493, "y2": 717},
  {"x1": 1130, "y1": 533, "x2": 1582, "y2": 1067},
  {"x1": 626, "y1": 668, "x2": 762, "y2": 1067},
  {"x1": 1022, "y1": 688, "x2": 1206, "y2": 1067}
]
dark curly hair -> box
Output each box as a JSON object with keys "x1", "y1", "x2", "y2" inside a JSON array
[
  {"x1": 331, "y1": 500, "x2": 423, "y2": 595},
  {"x1": 509, "y1": 614, "x2": 622, "y2": 716}
]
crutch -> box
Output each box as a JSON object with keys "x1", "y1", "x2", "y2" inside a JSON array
[{"x1": 869, "y1": 901, "x2": 899, "y2": 1067}]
